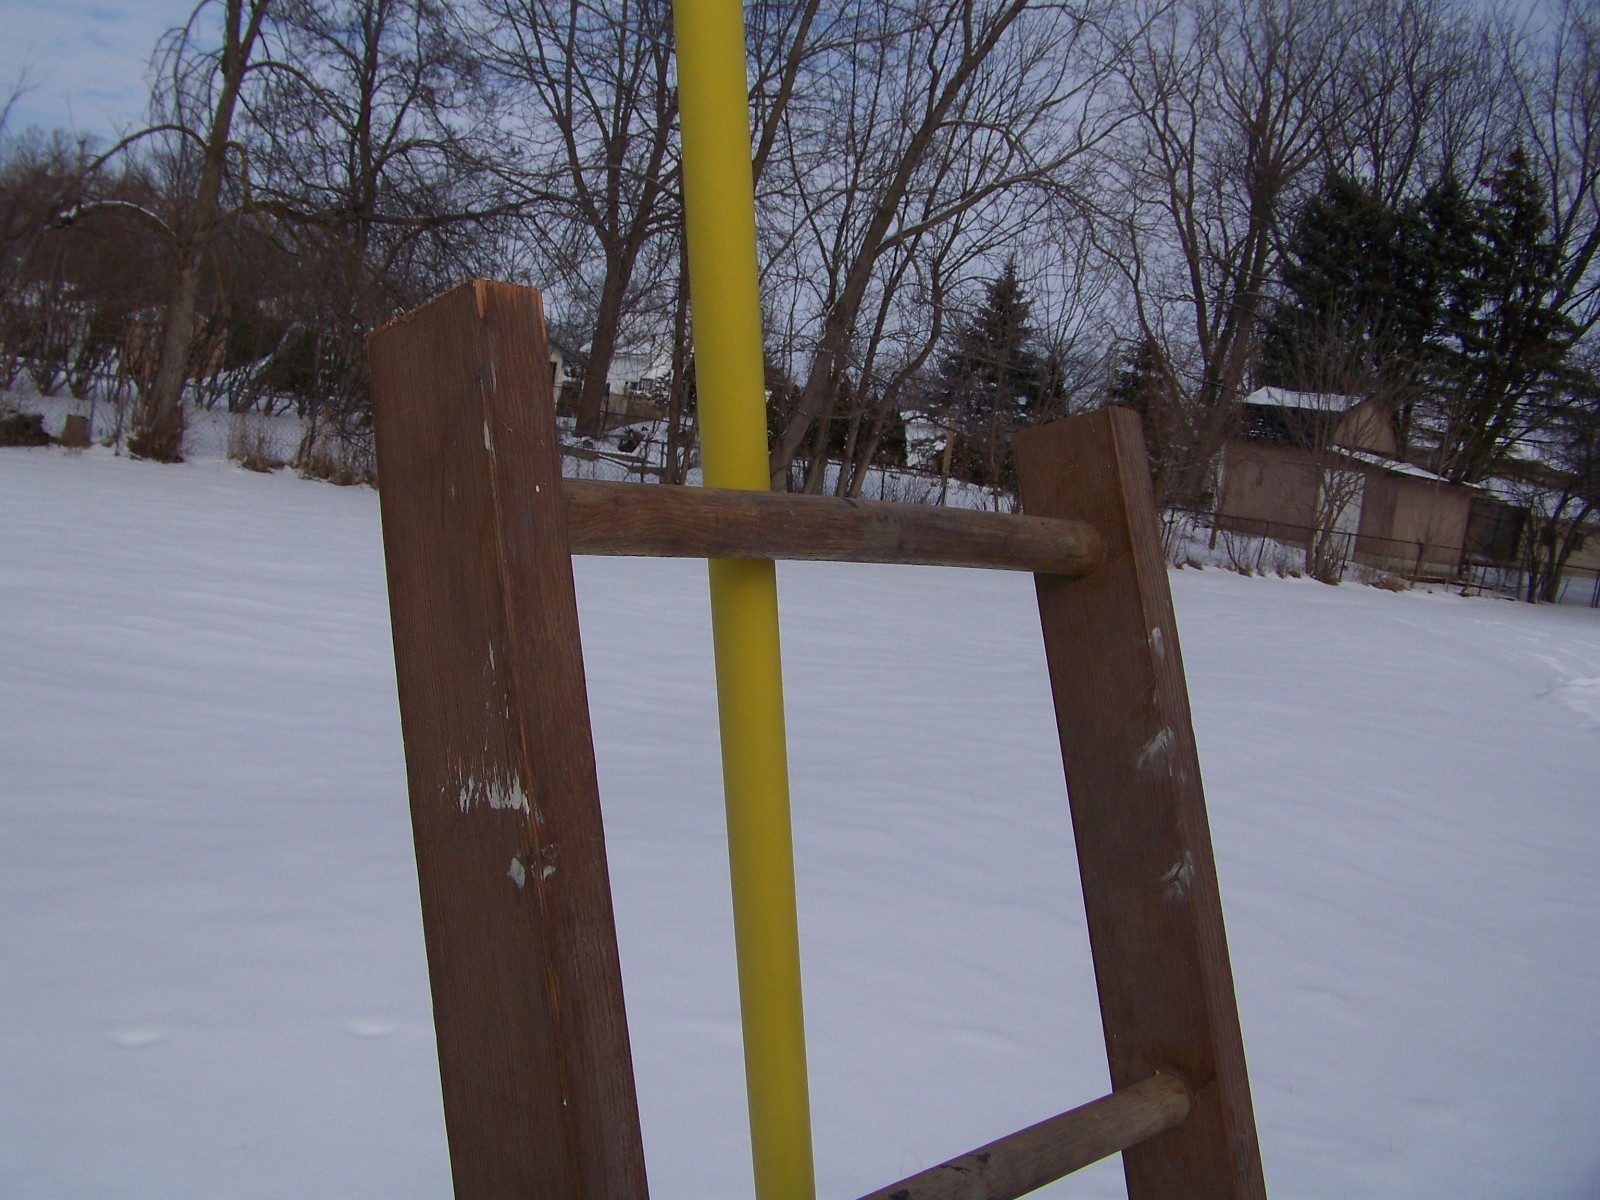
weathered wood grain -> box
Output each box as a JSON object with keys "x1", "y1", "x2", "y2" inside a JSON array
[
  {"x1": 368, "y1": 280, "x2": 647, "y2": 1199},
  {"x1": 562, "y1": 478, "x2": 1103, "y2": 575},
  {"x1": 854, "y1": 1074, "x2": 1193, "y2": 1200},
  {"x1": 1014, "y1": 407, "x2": 1266, "y2": 1200}
]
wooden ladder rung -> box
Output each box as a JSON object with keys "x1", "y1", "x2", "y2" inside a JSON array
[
  {"x1": 854, "y1": 1074, "x2": 1193, "y2": 1200},
  {"x1": 563, "y1": 479, "x2": 1105, "y2": 576},
  {"x1": 368, "y1": 282, "x2": 1265, "y2": 1200}
]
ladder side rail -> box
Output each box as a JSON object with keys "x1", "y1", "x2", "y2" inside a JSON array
[
  {"x1": 1014, "y1": 408, "x2": 1266, "y2": 1200},
  {"x1": 368, "y1": 281, "x2": 649, "y2": 1200}
]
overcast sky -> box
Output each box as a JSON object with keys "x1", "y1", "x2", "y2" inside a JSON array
[
  {"x1": 2, "y1": 0, "x2": 199, "y2": 141},
  {"x1": 0, "y1": 0, "x2": 1555, "y2": 147}
]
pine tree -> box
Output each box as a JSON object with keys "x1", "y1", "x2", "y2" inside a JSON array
[
  {"x1": 1259, "y1": 174, "x2": 1434, "y2": 449},
  {"x1": 1428, "y1": 149, "x2": 1578, "y2": 482},
  {"x1": 1260, "y1": 158, "x2": 1580, "y2": 483},
  {"x1": 1263, "y1": 177, "x2": 1401, "y2": 376},
  {"x1": 937, "y1": 259, "x2": 1050, "y2": 496},
  {"x1": 1112, "y1": 334, "x2": 1184, "y2": 504}
]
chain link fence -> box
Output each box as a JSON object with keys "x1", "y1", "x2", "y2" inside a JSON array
[{"x1": 1162, "y1": 507, "x2": 1600, "y2": 608}]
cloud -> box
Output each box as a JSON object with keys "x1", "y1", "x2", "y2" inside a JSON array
[{"x1": 1, "y1": 0, "x2": 197, "y2": 138}]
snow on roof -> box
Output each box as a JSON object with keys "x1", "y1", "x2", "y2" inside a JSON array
[
  {"x1": 1242, "y1": 387, "x2": 1364, "y2": 413},
  {"x1": 1338, "y1": 448, "x2": 1476, "y2": 487},
  {"x1": 1474, "y1": 472, "x2": 1593, "y2": 518}
]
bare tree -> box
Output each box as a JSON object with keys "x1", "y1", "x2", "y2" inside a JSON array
[
  {"x1": 484, "y1": 0, "x2": 679, "y2": 436},
  {"x1": 1096, "y1": 0, "x2": 1360, "y2": 507},
  {"x1": 660, "y1": 228, "x2": 697, "y2": 484},
  {"x1": 761, "y1": 0, "x2": 1120, "y2": 490},
  {"x1": 830, "y1": 221, "x2": 957, "y2": 500},
  {"x1": 1511, "y1": 0, "x2": 1600, "y2": 343},
  {"x1": 242, "y1": 0, "x2": 493, "y2": 468},
  {"x1": 129, "y1": 0, "x2": 275, "y2": 461},
  {"x1": 1507, "y1": 0, "x2": 1600, "y2": 603},
  {"x1": 0, "y1": 128, "x2": 97, "y2": 391},
  {"x1": 1512, "y1": 342, "x2": 1600, "y2": 601},
  {"x1": 1330, "y1": 0, "x2": 1516, "y2": 205}
]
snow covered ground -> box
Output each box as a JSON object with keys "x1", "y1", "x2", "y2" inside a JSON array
[{"x1": 2, "y1": 441, "x2": 1597, "y2": 1199}]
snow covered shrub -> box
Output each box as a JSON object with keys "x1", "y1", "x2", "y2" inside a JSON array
[
  {"x1": 1216, "y1": 528, "x2": 1265, "y2": 575},
  {"x1": 1159, "y1": 507, "x2": 1206, "y2": 566},
  {"x1": 227, "y1": 412, "x2": 285, "y2": 473},
  {"x1": 1355, "y1": 567, "x2": 1411, "y2": 592},
  {"x1": 873, "y1": 470, "x2": 937, "y2": 506},
  {"x1": 295, "y1": 422, "x2": 375, "y2": 487}
]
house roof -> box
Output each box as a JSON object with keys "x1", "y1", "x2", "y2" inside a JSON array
[
  {"x1": 1339, "y1": 448, "x2": 1476, "y2": 488},
  {"x1": 546, "y1": 336, "x2": 584, "y2": 362},
  {"x1": 1242, "y1": 387, "x2": 1364, "y2": 413},
  {"x1": 1476, "y1": 472, "x2": 1587, "y2": 515}
]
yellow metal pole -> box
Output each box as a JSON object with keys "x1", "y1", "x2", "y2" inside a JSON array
[{"x1": 670, "y1": 4, "x2": 817, "y2": 1200}]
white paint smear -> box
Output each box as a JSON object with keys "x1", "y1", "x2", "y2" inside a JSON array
[
  {"x1": 1136, "y1": 726, "x2": 1174, "y2": 771},
  {"x1": 1160, "y1": 851, "x2": 1196, "y2": 902}
]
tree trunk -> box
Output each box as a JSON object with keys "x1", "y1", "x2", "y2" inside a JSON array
[
  {"x1": 662, "y1": 244, "x2": 693, "y2": 485},
  {"x1": 802, "y1": 409, "x2": 832, "y2": 494},
  {"x1": 1539, "y1": 499, "x2": 1597, "y2": 603},
  {"x1": 130, "y1": 0, "x2": 269, "y2": 462},
  {"x1": 575, "y1": 275, "x2": 628, "y2": 437},
  {"x1": 844, "y1": 395, "x2": 897, "y2": 499},
  {"x1": 834, "y1": 409, "x2": 862, "y2": 497},
  {"x1": 130, "y1": 257, "x2": 203, "y2": 460}
]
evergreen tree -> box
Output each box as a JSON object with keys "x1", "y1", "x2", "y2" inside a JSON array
[
  {"x1": 1260, "y1": 157, "x2": 1580, "y2": 482},
  {"x1": 1111, "y1": 333, "x2": 1184, "y2": 504},
  {"x1": 1263, "y1": 177, "x2": 1417, "y2": 377},
  {"x1": 1259, "y1": 174, "x2": 1434, "y2": 449},
  {"x1": 937, "y1": 259, "x2": 1051, "y2": 495},
  {"x1": 1428, "y1": 149, "x2": 1578, "y2": 483}
]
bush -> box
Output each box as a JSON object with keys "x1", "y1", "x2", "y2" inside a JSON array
[
  {"x1": 0, "y1": 409, "x2": 53, "y2": 447},
  {"x1": 226, "y1": 413, "x2": 286, "y2": 473},
  {"x1": 1365, "y1": 571, "x2": 1411, "y2": 592},
  {"x1": 296, "y1": 423, "x2": 376, "y2": 486},
  {"x1": 1350, "y1": 565, "x2": 1411, "y2": 592}
]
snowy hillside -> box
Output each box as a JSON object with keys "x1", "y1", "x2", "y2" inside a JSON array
[{"x1": 2, "y1": 444, "x2": 1597, "y2": 1199}]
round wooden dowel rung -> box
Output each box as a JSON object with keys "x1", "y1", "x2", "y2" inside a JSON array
[
  {"x1": 562, "y1": 479, "x2": 1104, "y2": 576},
  {"x1": 853, "y1": 1073, "x2": 1194, "y2": 1200}
]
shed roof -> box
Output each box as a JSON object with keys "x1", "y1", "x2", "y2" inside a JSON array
[
  {"x1": 1242, "y1": 387, "x2": 1365, "y2": 413},
  {"x1": 1338, "y1": 448, "x2": 1478, "y2": 488}
]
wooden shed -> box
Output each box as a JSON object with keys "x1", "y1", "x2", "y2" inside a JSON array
[
  {"x1": 1343, "y1": 451, "x2": 1475, "y2": 577},
  {"x1": 1215, "y1": 389, "x2": 1475, "y2": 578}
]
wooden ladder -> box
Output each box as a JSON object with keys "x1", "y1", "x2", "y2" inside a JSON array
[{"x1": 367, "y1": 280, "x2": 1265, "y2": 1200}]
